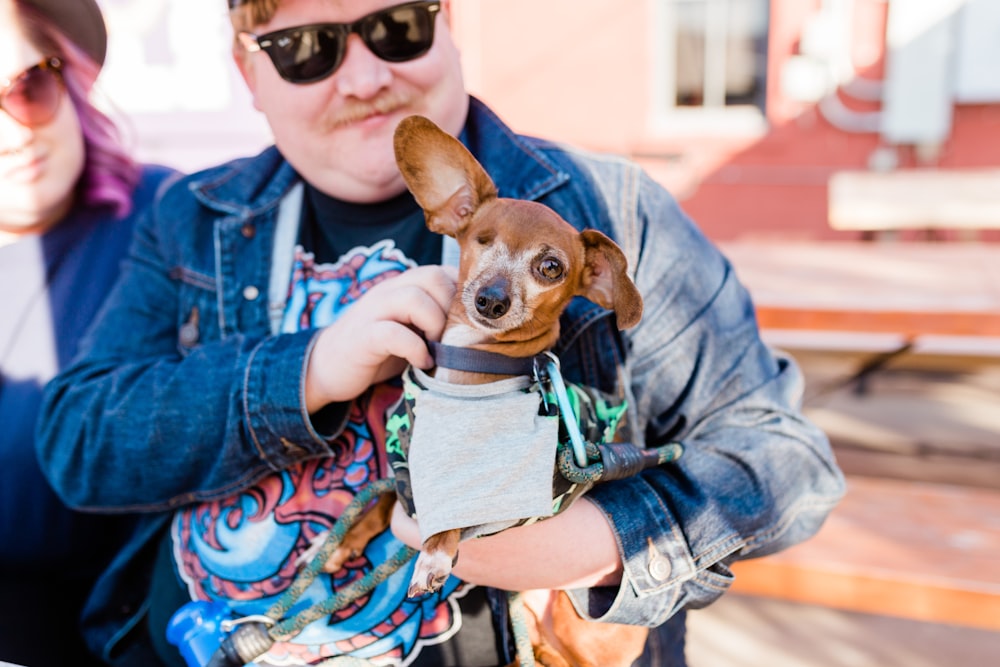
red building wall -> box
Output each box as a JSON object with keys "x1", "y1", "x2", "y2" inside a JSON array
[{"x1": 452, "y1": 0, "x2": 1000, "y2": 242}]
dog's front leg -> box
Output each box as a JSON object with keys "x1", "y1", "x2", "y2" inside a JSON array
[
  {"x1": 295, "y1": 491, "x2": 397, "y2": 574},
  {"x1": 407, "y1": 528, "x2": 461, "y2": 597}
]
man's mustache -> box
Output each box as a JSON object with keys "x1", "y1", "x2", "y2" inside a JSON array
[{"x1": 323, "y1": 92, "x2": 413, "y2": 131}]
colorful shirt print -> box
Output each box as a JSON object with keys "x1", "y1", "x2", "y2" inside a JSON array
[{"x1": 171, "y1": 244, "x2": 470, "y2": 666}]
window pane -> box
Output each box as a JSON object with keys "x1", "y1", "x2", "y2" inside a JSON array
[{"x1": 673, "y1": 0, "x2": 769, "y2": 110}]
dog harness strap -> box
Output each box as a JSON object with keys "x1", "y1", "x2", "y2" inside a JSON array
[{"x1": 429, "y1": 341, "x2": 537, "y2": 376}]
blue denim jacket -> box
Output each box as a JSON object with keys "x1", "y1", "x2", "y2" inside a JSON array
[{"x1": 37, "y1": 98, "x2": 844, "y2": 664}]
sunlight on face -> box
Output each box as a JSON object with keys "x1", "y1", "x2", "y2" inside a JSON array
[
  {"x1": 0, "y1": 11, "x2": 86, "y2": 239},
  {"x1": 236, "y1": 0, "x2": 468, "y2": 203}
]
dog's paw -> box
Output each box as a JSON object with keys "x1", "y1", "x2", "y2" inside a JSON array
[
  {"x1": 295, "y1": 531, "x2": 358, "y2": 573},
  {"x1": 407, "y1": 550, "x2": 453, "y2": 597},
  {"x1": 321, "y1": 544, "x2": 359, "y2": 574}
]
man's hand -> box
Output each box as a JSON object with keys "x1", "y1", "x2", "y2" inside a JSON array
[{"x1": 304, "y1": 265, "x2": 457, "y2": 411}]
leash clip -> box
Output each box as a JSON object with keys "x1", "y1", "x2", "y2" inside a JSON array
[
  {"x1": 533, "y1": 352, "x2": 589, "y2": 468},
  {"x1": 220, "y1": 615, "x2": 276, "y2": 632}
]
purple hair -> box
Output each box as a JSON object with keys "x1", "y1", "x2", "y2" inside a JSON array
[{"x1": 19, "y1": 4, "x2": 141, "y2": 219}]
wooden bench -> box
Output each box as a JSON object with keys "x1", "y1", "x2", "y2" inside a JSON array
[
  {"x1": 730, "y1": 476, "x2": 1000, "y2": 632},
  {"x1": 718, "y1": 240, "x2": 1000, "y2": 357},
  {"x1": 828, "y1": 168, "x2": 1000, "y2": 239}
]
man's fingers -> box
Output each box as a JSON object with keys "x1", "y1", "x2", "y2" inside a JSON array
[
  {"x1": 359, "y1": 282, "x2": 451, "y2": 344},
  {"x1": 368, "y1": 265, "x2": 457, "y2": 314},
  {"x1": 366, "y1": 320, "x2": 435, "y2": 369},
  {"x1": 304, "y1": 265, "x2": 455, "y2": 409}
]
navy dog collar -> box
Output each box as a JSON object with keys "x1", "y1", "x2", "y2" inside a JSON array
[{"x1": 429, "y1": 341, "x2": 538, "y2": 376}]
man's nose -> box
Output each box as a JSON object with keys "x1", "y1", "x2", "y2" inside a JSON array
[{"x1": 333, "y1": 33, "x2": 393, "y2": 98}]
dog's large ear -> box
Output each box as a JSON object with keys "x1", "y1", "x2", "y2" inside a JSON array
[
  {"x1": 578, "y1": 230, "x2": 643, "y2": 329},
  {"x1": 393, "y1": 115, "x2": 498, "y2": 238}
]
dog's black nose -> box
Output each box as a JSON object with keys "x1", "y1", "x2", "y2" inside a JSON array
[{"x1": 475, "y1": 283, "x2": 510, "y2": 319}]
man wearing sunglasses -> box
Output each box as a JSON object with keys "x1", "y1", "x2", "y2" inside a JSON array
[{"x1": 37, "y1": 1, "x2": 844, "y2": 666}]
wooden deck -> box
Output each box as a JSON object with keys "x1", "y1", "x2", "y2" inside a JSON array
[
  {"x1": 718, "y1": 240, "x2": 1000, "y2": 632},
  {"x1": 719, "y1": 241, "x2": 1000, "y2": 343},
  {"x1": 730, "y1": 476, "x2": 1000, "y2": 632}
]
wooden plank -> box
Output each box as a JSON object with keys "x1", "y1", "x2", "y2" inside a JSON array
[
  {"x1": 754, "y1": 305, "x2": 1000, "y2": 338},
  {"x1": 719, "y1": 241, "x2": 1000, "y2": 341},
  {"x1": 730, "y1": 476, "x2": 1000, "y2": 631},
  {"x1": 731, "y1": 558, "x2": 1000, "y2": 631},
  {"x1": 829, "y1": 169, "x2": 1000, "y2": 231}
]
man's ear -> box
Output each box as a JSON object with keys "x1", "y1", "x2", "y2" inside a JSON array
[
  {"x1": 232, "y1": 44, "x2": 262, "y2": 112},
  {"x1": 440, "y1": 0, "x2": 453, "y2": 26}
]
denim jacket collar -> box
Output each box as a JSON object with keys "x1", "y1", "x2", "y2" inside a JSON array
[
  {"x1": 188, "y1": 146, "x2": 297, "y2": 217},
  {"x1": 460, "y1": 97, "x2": 570, "y2": 202}
]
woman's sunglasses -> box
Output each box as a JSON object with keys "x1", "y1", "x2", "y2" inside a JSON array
[
  {"x1": 0, "y1": 57, "x2": 65, "y2": 128},
  {"x1": 238, "y1": 1, "x2": 441, "y2": 84}
]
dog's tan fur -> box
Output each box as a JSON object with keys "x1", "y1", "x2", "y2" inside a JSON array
[{"x1": 321, "y1": 115, "x2": 647, "y2": 667}]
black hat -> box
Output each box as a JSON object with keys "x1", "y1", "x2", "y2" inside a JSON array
[{"x1": 24, "y1": 0, "x2": 108, "y2": 66}]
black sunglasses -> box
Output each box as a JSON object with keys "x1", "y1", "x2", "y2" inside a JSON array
[
  {"x1": 237, "y1": 1, "x2": 441, "y2": 84},
  {"x1": 0, "y1": 57, "x2": 64, "y2": 128}
]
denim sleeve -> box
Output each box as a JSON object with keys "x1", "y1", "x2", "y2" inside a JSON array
[
  {"x1": 35, "y1": 197, "x2": 343, "y2": 512},
  {"x1": 566, "y1": 169, "x2": 846, "y2": 626}
]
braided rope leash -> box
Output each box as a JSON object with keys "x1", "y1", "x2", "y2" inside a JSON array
[
  {"x1": 265, "y1": 479, "x2": 416, "y2": 641},
  {"x1": 208, "y1": 480, "x2": 539, "y2": 666},
  {"x1": 507, "y1": 592, "x2": 538, "y2": 667},
  {"x1": 209, "y1": 478, "x2": 417, "y2": 666},
  {"x1": 557, "y1": 439, "x2": 684, "y2": 485}
]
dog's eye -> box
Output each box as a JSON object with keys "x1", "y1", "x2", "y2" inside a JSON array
[
  {"x1": 476, "y1": 234, "x2": 493, "y2": 246},
  {"x1": 538, "y1": 258, "x2": 564, "y2": 281}
]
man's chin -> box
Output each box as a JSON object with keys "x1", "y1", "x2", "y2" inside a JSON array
[{"x1": 316, "y1": 164, "x2": 408, "y2": 204}]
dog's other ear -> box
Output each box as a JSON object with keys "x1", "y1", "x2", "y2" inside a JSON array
[
  {"x1": 393, "y1": 115, "x2": 498, "y2": 238},
  {"x1": 579, "y1": 230, "x2": 643, "y2": 329}
]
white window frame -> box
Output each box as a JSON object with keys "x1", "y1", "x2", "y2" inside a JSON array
[{"x1": 648, "y1": 0, "x2": 769, "y2": 137}]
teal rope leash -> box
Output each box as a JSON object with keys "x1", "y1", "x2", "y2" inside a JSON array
[
  {"x1": 210, "y1": 478, "x2": 417, "y2": 665},
  {"x1": 507, "y1": 592, "x2": 537, "y2": 667},
  {"x1": 557, "y1": 439, "x2": 684, "y2": 485},
  {"x1": 264, "y1": 478, "x2": 411, "y2": 629}
]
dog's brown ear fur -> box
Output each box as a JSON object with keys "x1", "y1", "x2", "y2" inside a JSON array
[
  {"x1": 579, "y1": 230, "x2": 643, "y2": 329},
  {"x1": 393, "y1": 115, "x2": 498, "y2": 238}
]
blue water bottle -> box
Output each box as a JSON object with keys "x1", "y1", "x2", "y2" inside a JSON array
[{"x1": 166, "y1": 600, "x2": 236, "y2": 667}]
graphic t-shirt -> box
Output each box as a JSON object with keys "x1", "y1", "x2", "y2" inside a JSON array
[{"x1": 153, "y1": 186, "x2": 503, "y2": 666}]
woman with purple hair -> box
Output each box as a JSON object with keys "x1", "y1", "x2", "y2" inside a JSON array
[{"x1": 0, "y1": 1, "x2": 176, "y2": 664}]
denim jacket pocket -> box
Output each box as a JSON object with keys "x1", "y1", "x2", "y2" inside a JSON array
[{"x1": 171, "y1": 266, "x2": 218, "y2": 356}]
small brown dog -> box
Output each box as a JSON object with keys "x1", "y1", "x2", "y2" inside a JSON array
[{"x1": 321, "y1": 115, "x2": 648, "y2": 667}]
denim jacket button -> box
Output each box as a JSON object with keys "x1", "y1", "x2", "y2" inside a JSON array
[
  {"x1": 179, "y1": 322, "x2": 199, "y2": 346},
  {"x1": 648, "y1": 555, "x2": 671, "y2": 581},
  {"x1": 241, "y1": 223, "x2": 256, "y2": 238},
  {"x1": 646, "y1": 538, "x2": 671, "y2": 581},
  {"x1": 243, "y1": 285, "x2": 260, "y2": 301},
  {"x1": 179, "y1": 307, "x2": 200, "y2": 346}
]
